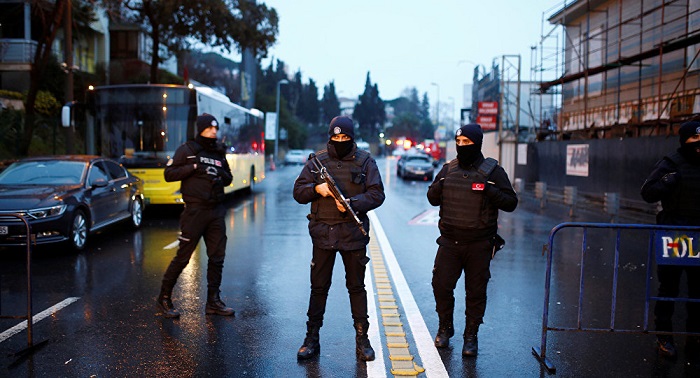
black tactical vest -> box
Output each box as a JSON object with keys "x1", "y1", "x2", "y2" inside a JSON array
[
  {"x1": 440, "y1": 158, "x2": 499, "y2": 230},
  {"x1": 662, "y1": 152, "x2": 700, "y2": 221},
  {"x1": 311, "y1": 149, "x2": 370, "y2": 223},
  {"x1": 183, "y1": 140, "x2": 226, "y2": 203}
]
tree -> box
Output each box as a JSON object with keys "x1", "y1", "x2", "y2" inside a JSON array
[
  {"x1": 288, "y1": 70, "x2": 303, "y2": 118},
  {"x1": 21, "y1": 0, "x2": 96, "y2": 156},
  {"x1": 298, "y1": 78, "x2": 320, "y2": 126},
  {"x1": 183, "y1": 50, "x2": 239, "y2": 101},
  {"x1": 320, "y1": 81, "x2": 340, "y2": 125},
  {"x1": 389, "y1": 113, "x2": 421, "y2": 141},
  {"x1": 105, "y1": 0, "x2": 278, "y2": 84},
  {"x1": 419, "y1": 92, "x2": 435, "y2": 139},
  {"x1": 353, "y1": 72, "x2": 385, "y2": 143}
]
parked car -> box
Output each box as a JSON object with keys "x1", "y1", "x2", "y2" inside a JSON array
[
  {"x1": 0, "y1": 155, "x2": 145, "y2": 251},
  {"x1": 284, "y1": 149, "x2": 314, "y2": 165},
  {"x1": 397, "y1": 153, "x2": 434, "y2": 181}
]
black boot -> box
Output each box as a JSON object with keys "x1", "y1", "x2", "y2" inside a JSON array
[
  {"x1": 462, "y1": 320, "x2": 480, "y2": 357},
  {"x1": 205, "y1": 290, "x2": 235, "y2": 316},
  {"x1": 354, "y1": 322, "x2": 375, "y2": 361},
  {"x1": 297, "y1": 321, "x2": 321, "y2": 360},
  {"x1": 657, "y1": 335, "x2": 677, "y2": 359},
  {"x1": 157, "y1": 286, "x2": 180, "y2": 319},
  {"x1": 434, "y1": 315, "x2": 454, "y2": 348}
]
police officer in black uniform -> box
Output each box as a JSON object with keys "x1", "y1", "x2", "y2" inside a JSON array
[
  {"x1": 293, "y1": 116, "x2": 385, "y2": 361},
  {"x1": 427, "y1": 123, "x2": 518, "y2": 356},
  {"x1": 642, "y1": 121, "x2": 700, "y2": 359},
  {"x1": 157, "y1": 113, "x2": 235, "y2": 318}
]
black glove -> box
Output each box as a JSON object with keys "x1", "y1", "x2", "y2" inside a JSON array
[{"x1": 484, "y1": 182, "x2": 498, "y2": 198}]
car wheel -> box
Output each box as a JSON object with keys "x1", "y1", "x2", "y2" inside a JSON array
[
  {"x1": 130, "y1": 197, "x2": 143, "y2": 229},
  {"x1": 69, "y1": 210, "x2": 88, "y2": 251}
]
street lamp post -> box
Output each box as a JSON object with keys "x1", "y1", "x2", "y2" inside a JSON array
[
  {"x1": 431, "y1": 82, "x2": 440, "y2": 129},
  {"x1": 274, "y1": 79, "x2": 289, "y2": 163}
]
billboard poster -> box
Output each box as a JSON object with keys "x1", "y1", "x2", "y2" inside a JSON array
[
  {"x1": 478, "y1": 101, "x2": 498, "y2": 114},
  {"x1": 566, "y1": 144, "x2": 589, "y2": 177},
  {"x1": 477, "y1": 101, "x2": 498, "y2": 130},
  {"x1": 477, "y1": 116, "x2": 497, "y2": 130},
  {"x1": 265, "y1": 112, "x2": 277, "y2": 140}
]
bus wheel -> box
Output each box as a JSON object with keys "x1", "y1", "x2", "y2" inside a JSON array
[{"x1": 246, "y1": 166, "x2": 256, "y2": 193}]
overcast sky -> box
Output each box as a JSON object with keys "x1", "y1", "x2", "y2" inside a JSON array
[{"x1": 253, "y1": 0, "x2": 565, "y2": 122}]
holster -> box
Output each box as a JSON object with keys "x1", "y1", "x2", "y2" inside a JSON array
[{"x1": 492, "y1": 234, "x2": 506, "y2": 258}]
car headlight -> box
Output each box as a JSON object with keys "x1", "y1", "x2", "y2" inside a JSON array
[{"x1": 27, "y1": 204, "x2": 67, "y2": 219}]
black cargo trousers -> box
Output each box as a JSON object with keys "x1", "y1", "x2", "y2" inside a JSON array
[
  {"x1": 306, "y1": 245, "x2": 370, "y2": 326},
  {"x1": 162, "y1": 203, "x2": 227, "y2": 293},
  {"x1": 432, "y1": 238, "x2": 493, "y2": 324}
]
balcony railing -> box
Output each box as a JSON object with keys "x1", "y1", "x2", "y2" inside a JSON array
[{"x1": 0, "y1": 39, "x2": 37, "y2": 64}]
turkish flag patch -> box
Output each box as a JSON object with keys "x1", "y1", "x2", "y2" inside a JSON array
[{"x1": 472, "y1": 183, "x2": 485, "y2": 191}]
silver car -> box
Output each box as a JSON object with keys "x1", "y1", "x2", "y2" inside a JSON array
[
  {"x1": 397, "y1": 154, "x2": 434, "y2": 181},
  {"x1": 284, "y1": 149, "x2": 313, "y2": 165}
]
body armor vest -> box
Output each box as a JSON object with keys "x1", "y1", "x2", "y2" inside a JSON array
[
  {"x1": 440, "y1": 159, "x2": 498, "y2": 230},
  {"x1": 662, "y1": 152, "x2": 700, "y2": 220},
  {"x1": 311, "y1": 150, "x2": 370, "y2": 223},
  {"x1": 182, "y1": 140, "x2": 226, "y2": 203}
]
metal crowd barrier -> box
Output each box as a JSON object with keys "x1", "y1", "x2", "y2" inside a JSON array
[
  {"x1": 532, "y1": 222, "x2": 700, "y2": 374},
  {"x1": 0, "y1": 213, "x2": 39, "y2": 356}
]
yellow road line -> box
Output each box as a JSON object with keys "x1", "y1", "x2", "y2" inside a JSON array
[{"x1": 369, "y1": 228, "x2": 426, "y2": 377}]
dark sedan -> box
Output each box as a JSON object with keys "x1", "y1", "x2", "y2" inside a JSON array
[
  {"x1": 0, "y1": 155, "x2": 145, "y2": 250},
  {"x1": 397, "y1": 153, "x2": 434, "y2": 181}
]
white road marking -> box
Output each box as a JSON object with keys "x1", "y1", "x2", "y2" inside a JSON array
[
  {"x1": 163, "y1": 240, "x2": 180, "y2": 250},
  {"x1": 0, "y1": 297, "x2": 80, "y2": 343},
  {"x1": 369, "y1": 211, "x2": 449, "y2": 378}
]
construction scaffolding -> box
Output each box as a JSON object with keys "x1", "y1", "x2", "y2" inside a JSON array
[{"x1": 532, "y1": 0, "x2": 700, "y2": 140}]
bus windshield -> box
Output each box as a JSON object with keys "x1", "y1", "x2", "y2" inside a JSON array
[
  {"x1": 86, "y1": 84, "x2": 267, "y2": 204},
  {"x1": 92, "y1": 85, "x2": 193, "y2": 166}
]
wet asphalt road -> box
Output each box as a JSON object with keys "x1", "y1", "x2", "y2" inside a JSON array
[{"x1": 1, "y1": 156, "x2": 699, "y2": 377}]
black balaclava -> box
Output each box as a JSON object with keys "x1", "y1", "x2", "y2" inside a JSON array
[
  {"x1": 456, "y1": 124, "x2": 484, "y2": 168},
  {"x1": 679, "y1": 121, "x2": 700, "y2": 165},
  {"x1": 195, "y1": 135, "x2": 218, "y2": 151},
  {"x1": 330, "y1": 140, "x2": 354, "y2": 159},
  {"x1": 195, "y1": 113, "x2": 220, "y2": 151},
  {"x1": 327, "y1": 116, "x2": 355, "y2": 159}
]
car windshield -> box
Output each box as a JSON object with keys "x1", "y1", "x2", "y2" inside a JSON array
[
  {"x1": 0, "y1": 160, "x2": 87, "y2": 185},
  {"x1": 406, "y1": 156, "x2": 431, "y2": 163}
]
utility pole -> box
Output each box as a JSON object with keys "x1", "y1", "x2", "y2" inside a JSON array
[
  {"x1": 274, "y1": 79, "x2": 289, "y2": 163},
  {"x1": 431, "y1": 82, "x2": 440, "y2": 129},
  {"x1": 64, "y1": 0, "x2": 74, "y2": 154}
]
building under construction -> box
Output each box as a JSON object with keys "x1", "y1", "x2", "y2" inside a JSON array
[{"x1": 535, "y1": 0, "x2": 700, "y2": 140}]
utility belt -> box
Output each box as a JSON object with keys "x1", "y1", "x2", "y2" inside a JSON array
[{"x1": 306, "y1": 213, "x2": 355, "y2": 224}]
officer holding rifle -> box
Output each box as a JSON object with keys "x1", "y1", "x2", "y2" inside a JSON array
[{"x1": 293, "y1": 116, "x2": 385, "y2": 361}]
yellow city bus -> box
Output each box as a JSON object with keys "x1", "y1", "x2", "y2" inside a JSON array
[{"x1": 85, "y1": 83, "x2": 265, "y2": 205}]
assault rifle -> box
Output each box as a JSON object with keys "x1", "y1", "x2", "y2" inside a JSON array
[{"x1": 308, "y1": 153, "x2": 367, "y2": 236}]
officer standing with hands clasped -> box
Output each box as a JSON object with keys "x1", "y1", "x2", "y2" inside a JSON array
[
  {"x1": 293, "y1": 115, "x2": 385, "y2": 361},
  {"x1": 157, "y1": 113, "x2": 235, "y2": 319},
  {"x1": 641, "y1": 121, "x2": 700, "y2": 359},
  {"x1": 427, "y1": 123, "x2": 518, "y2": 356}
]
